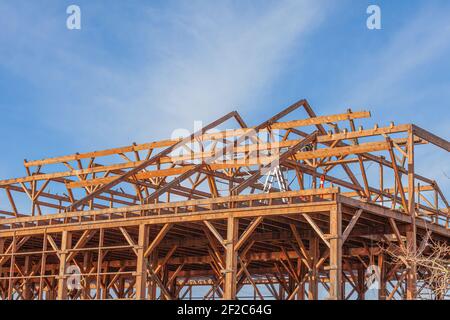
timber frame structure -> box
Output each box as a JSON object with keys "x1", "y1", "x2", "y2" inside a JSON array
[{"x1": 0, "y1": 99, "x2": 448, "y2": 300}]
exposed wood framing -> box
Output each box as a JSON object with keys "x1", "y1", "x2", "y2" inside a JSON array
[{"x1": 0, "y1": 99, "x2": 447, "y2": 300}]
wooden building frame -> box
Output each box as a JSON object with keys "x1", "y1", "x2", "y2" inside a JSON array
[{"x1": 0, "y1": 99, "x2": 448, "y2": 300}]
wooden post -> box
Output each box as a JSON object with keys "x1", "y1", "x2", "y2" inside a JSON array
[
  {"x1": 102, "y1": 262, "x2": 109, "y2": 299},
  {"x1": 378, "y1": 253, "x2": 386, "y2": 300},
  {"x1": 23, "y1": 256, "x2": 32, "y2": 299},
  {"x1": 308, "y1": 235, "x2": 319, "y2": 300},
  {"x1": 0, "y1": 238, "x2": 4, "y2": 300},
  {"x1": 406, "y1": 130, "x2": 417, "y2": 299},
  {"x1": 38, "y1": 232, "x2": 47, "y2": 300},
  {"x1": 82, "y1": 251, "x2": 91, "y2": 300},
  {"x1": 96, "y1": 228, "x2": 104, "y2": 299},
  {"x1": 223, "y1": 216, "x2": 238, "y2": 300},
  {"x1": 118, "y1": 276, "x2": 126, "y2": 299},
  {"x1": 297, "y1": 258, "x2": 305, "y2": 300},
  {"x1": 357, "y1": 266, "x2": 365, "y2": 300},
  {"x1": 136, "y1": 224, "x2": 149, "y2": 299},
  {"x1": 329, "y1": 204, "x2": 342, "y2": 300},
  {"x1": 57, "y1": 230, "x2": 71, "y2": 300},
  {"x1": 7, "y1": 235, "x2": 17, "y2": 300},
  {"x1": 379, "y1": 157, "x2": 384, "y2": 206},
  {"x1": 279, "y1": 281, "x2": 285, "y2": 300},
  {"x1": 148, "y1": 250, "x2": 158, "y2": 300}
]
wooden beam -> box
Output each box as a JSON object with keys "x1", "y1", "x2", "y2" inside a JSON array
[
  {"x1": 386, "y1": 138, "x2": 408, "y2": 211},
  {"x1": 68, "y1": 111, "x2": 240, "y2": 210},
  {"x1": 223, "y1": 216, "x2": 238, "y2": 300},
  {"x1": 203, "y1": 221, "x2": 225, "y2": 248},
  {"x1": 119, "y1": 227, "x2": 138, "y2": 256},
  {"x1": 144, "y1": 224, "x2": 172, "y2": 258},
  {"x1": 235, "y1": 217, "x2": 263, "y2": 251},
  {"x1": 57, "y1": 230, "x2": 71, "y2": 300},
  {"x1": 406, "y1": 130, "x2": 417, "y2": 300},
  {"x1": 135, "y1": 224, "x2": 149, "y2": 299},
  {"x1": 303, "y1": 214, "x2": 330, "y2": 248},
  {"x1": 22, "y1": 108, "x2": 370, "y2": 168},
  {"x1": 342, "y1": 209, "x2": 363, "y2": 243},
  {"x1": 412, "y1": 124, "x2": 450, "y2": 151},
  {"x1": 329, "y1": 204, "x2": 342, "y2": 300}
]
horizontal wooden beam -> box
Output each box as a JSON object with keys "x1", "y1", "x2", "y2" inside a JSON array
[
  {"x1": 23, "y1": 110, "x2": 371, "y2": 168},
  {"x1": 0, "y1": 188, "x2": 339, "y2": 227},
  {"x1": 412, "y1": 124, "x2": 450, "y2": 152},
  {"x1": 0, "y1": 201, "x2": 337, "y2": 237}
]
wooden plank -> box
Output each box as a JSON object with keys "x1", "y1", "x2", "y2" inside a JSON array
[
  {"x1": 119, "y1": 227, "x2": 138, "y2": 256},
  {"x1": 235, "y1": 216, "x2": 263, "y2": 251},
  {"x1": 289, "y1": 224, "x2": 311, "y2": 270},
  {"x1": 66, "y1": 230, "x2": 97, "y2": 263},
  {"x1": 144, "y1": 224, "x2": 172, "y2": 258},
  {"x1": 406, "y1": 131, "x2": 417, "y2": 300},
  {"x1": 68, "y1": 111, "x2": 239, "y2": 210},
  {"x1": 223, "y1": 216, "x2": 238, "y2": 300},
  {"x1": 388, "y1": 218, "x2": 406, "y2": 251},
  {"x1": 329, "y1": 204, "x2": 342, "y2": 300},
  {"x1": 57, "y1": 230, "x2": 71, "y2": 300},
  {"x1": 0, "y1": 201, "x2": 337, "y2": 237},
  {"x1": 342, "y1": 209, "x2": 363, "y2": 243},
  {"x1": 412, "y1": 124, "x2": 450, "y2": 152},
  {"x1": 135, "y1": 224, "x2": 148, "y2": 299},
  {"x1": 23, "y1": 108, "x2": 370, "y2": 168},
  {"x1": 0, "y1": 188, "x2": 338, "y2": 226},
  {"x1": 386, "y1": 139, "x2": 408, "y2": 211},
  {"x1": 203, "y1": 221, "x2": 225, "y2": 248},
  {"x1": 303, "y1": 214, "x2": 330, "y2": 248},
  {"x1": 231, "y1": 131, "x2": 318, "y2": 195}
]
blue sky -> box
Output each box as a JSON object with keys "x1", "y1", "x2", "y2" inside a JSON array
[{"x1": 0, "y1": 0, "x2": 449, "y2": 194}]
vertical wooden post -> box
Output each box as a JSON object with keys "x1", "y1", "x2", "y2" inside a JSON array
[
  {"x1": 308, "y1": 235, "x2": 319, "y2": 300},
  {"x1": 148, "y1": 250, "x2": 158, "y2": 300},
  {"x1": 223, "y1": 216, "x2": 238, "y2": 300},
  {"x1": 118, "y1": 276, "x2": 126, "y2": 299},
  {"x1": 161, "y1": 264, "x2": 169, "y2": 300},
  {"x1": 136, "y1": 224, "x2": 149, "y2": 299},
  {"x1": 39, "y1": 232, "x2": 47, "y2": 300},
  {"x1": 0, "y1": 238, "x2": 4, "y2": 300},
  {"x1": 7, "y1": 235, "x2": 16, "y2": 300},
  {"x1": 23, "y1": 255, "x2": 31, "y2": 299},
  {"x1": 329, "y1": 204, "x2": 342, "y2": 300},
  {"x1": 357, "y1": 266, "x2": 365, "y2": 300},
  {"x1": 0, "y1": 238, "x2": 4, "y2": 254},
  {"x1": 57, "y1": 230, "x2": 72, "y2": 300},
  {"x1": 279, "y1": 282, "x2": 285, "y2": 300},
  {"x1": 406, "y1": 130, "x2": 417, "y2": 299},
  {"x1": 379, "y1": 157, "x2": 384, "y2": 207},
  {"x1": 96, "y1": 228, "x2": 104, "y2": 299},
  {"x1": 297, "y1": 258, "x2": 305, "y2": 300},
  {"x1": 102, "y1": 262, "x2": 109, "y2": 299},
  {"x1": 82, "y1": 251, "x2": 91, "y2": 299},
  {"x1": 378, "y1": 253, "x2": 386, "y2": 300}
]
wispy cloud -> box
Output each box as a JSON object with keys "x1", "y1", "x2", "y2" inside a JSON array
[
  {"x1": 333, "y1": 4, "x2": 450, "y2": 192},
  {"x1": 340, "y1": 5, "x2": 450, "y2": 124},
  {"x1": 0, "y1": 0, "x2": 329, "y2": 147},
  {"x1": 123, "y1": 0, "x2": 329, "y2": 139}
]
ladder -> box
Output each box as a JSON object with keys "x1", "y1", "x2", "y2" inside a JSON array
[{"x1": 262, "y1": 166, "x2": 288, "y2": 203}]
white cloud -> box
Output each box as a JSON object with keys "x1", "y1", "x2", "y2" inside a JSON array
[
  {"x1": 0, "y1": 0, "x2": 329, "y2": 146},
  {"x1": 118, "y1": 0, "x2": 328, "y2": 140},
  {"x1": 341, "y1": 7, "x2": 450, "y2": 111}
]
